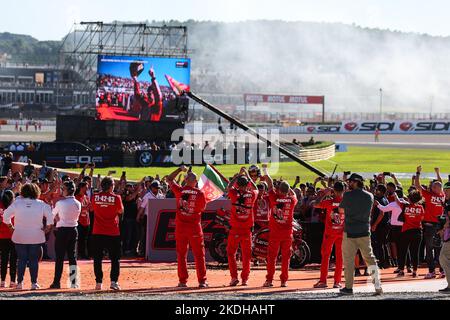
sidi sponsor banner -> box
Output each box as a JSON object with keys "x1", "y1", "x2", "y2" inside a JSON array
[{"x1": 302, "y1": 121, "x2": 450, "y2": 134}]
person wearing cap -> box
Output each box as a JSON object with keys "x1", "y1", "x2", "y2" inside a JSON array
[
  {"x1": 226, "y1": 168, "x2": 258, "y2": 287},
  {"x1": 338, "y1": 173, "x2": 383, "y2": 295},
  {"x1": 49, "y1": 181, "x2": 81, "y2": 289},
  {"x1": 167, "y1": 165, "x2": 208, "y2": 288},
  {"x1": 438, "y1": 181, "x2": 450, "y2": 294},
  {"x1": 261, "y1": 164, "x2": 298, "y2": 288},
  {"x1": 313, "y1": 181, "x2": 345, "y2": 289}
]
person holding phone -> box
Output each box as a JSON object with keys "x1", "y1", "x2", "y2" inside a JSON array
[{"x1": 415, "y1": 166, "x2": 445, "y2": 279}]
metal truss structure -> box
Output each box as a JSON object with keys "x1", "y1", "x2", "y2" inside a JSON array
[{"x1": 59, "y1": 22, "x2": 189, "y2": 104}]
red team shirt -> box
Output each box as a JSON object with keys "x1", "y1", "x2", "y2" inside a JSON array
[
  {"x1": 316, "y1": 196, "x2": 344, "y2": 236},
  {"x1": 254, "y1": 194, "x2": 270, "y2": 224},
  {"x1": 402, "y1": 203, "x2": 425, "y2": 232},
  {"x1": 171, "y1": 183, "x2": 207, "y2": 227},
  {"x1": 91, "y1": 192, "x2": 124, "y2": 236},
  {"x1": 421, "y1": 190, "x2": 445, "y2": 223},
  {"x1": 0, "y1": 203, "x2": 13, "y2": 239},
  {"x1": 76, "y1": 194, "x2": 91, "y2": 227},
  {"x1": 228, "y1": 188, "x2": 258, "y2": 230},
  {"x1": 268, "y1": 190, "x2": 298, "y2": 237}
]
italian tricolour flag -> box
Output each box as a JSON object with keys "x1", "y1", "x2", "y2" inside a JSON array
[{"x1": 198, "y1": 165, "x2": 229, "y2": 203}]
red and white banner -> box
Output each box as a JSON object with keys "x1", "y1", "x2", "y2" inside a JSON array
[
  {"x1": 244, "y1": 94, "x2": 325, "y2": 105},
  {"x1": 286, "y1": 120, "x2": 450, "y2": 134}
]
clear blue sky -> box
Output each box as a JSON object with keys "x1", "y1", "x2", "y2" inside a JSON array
[{"x1": 2, "y1": 0, "x2": 449, "y2": 40}]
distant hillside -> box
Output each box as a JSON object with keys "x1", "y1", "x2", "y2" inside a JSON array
[
  {"x1": 2, "y1": 20, "x2": 450, "y2": 112},
  {"x1": 0, "y1": 32, "x2": 60, "y2": 65}
]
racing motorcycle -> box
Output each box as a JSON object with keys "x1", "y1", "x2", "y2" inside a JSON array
[{"x1": 209, "y1": 208, "x2": 311, "y2": 269}]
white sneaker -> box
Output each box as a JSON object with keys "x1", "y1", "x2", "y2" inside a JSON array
[
  {"x1": 177, "y1": 282, "x2": 188, "y2": 288},
  {"x1": 70, "y1": 283, "x2": 80, "y2": 289},
  {"x1": 110, "y1": 282, "x2": 121, "y2": 291},
  {"x1": 9, "y1": 282, "x2": 17, "y2": 288},
  {"x1": 31, "y1": 283, "x2": 40, "y2": 290},
  {"x1": 95, "y1": 283, "x2": 102, "y2": 290},
  {"x1": 0, "y1": 281, "x2": 6, "y2": 288},
  {"x1": 16, "y1": 282, "x2": 23, "y2": 290}
]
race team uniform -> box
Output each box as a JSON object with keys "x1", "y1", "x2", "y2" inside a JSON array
[
  {"x1": 266, "y1": 190, "x2": 298, "y2": 283},
  {"x1": 227, "y1": 187, "x2": 258, "y2": 282},
  {"x1": 315, "y1": 196, "x2": 344, "y2": 284},
  {"x1": 421, "y1": 189, "x2": 445, "y2": 273},
  {"x1": 170, "y1": 182, "x2": 207, "y2": 285},
  {"x1": 91, "y1": 191, "x2": 124, "y2": 284}
]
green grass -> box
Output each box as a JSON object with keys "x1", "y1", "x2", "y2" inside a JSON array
[{"x1": 72, "y1": 146, "x2": 450, "y2": 185}]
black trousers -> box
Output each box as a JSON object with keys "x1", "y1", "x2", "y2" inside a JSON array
[
  {"x1": 53, "y1": 227, "x2": 78, "y2": 284},
  {"x1": 423, "y1": 224, "x2": 442, "y2": 273},
  {"x1": 77, "y1": 225, "x2": 90, "y2": 259},
  {"x1": 372, "y1": 225, "x2": 390, "y2": 265},
  {"x1": 92, "y1": 235, "x2": 121, "y2": 283},
  {"x1": 0, "y1": 239, "x2": 17, "y2": 282},
  {"x1": 398, "y1": 229, "x2": 422, "y2": 271}
]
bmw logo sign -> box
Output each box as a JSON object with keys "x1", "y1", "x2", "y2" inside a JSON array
[{"x1": 139, "y1": 152, "x2": 153, "y2": 167}]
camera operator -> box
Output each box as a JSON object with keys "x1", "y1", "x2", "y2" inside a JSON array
[{"x1": 438, "y1": 182, "x2": 450, "y2": 293}]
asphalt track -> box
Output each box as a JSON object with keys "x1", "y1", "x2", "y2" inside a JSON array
[
  {"x1": 0, "y1": 260, "x2": 448, "y2": 300},
  {"x1": 0, "y1": 124, "x2": 449, "y2": 149}
]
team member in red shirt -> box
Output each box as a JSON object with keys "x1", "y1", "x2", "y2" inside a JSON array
[
  {"x1": 0, "y1": 190, "x2": 17, "y2": 288},
  {"x1": 75, "y1": 182, "x2": 91, "y2": 260},
  {"x1": 415, "y1": 166, "x2": 446, "y2": 279},
  {"x1": 313, "y1": 181, "x2": 345, "y2": 289},
  {"x1": 226, "y1": 168, "x2": 258, "y2": 287},
  {"x1": 254, "y1": 182, "x2": 270, "y2": 227},
  {"x1": 167, "y1": 166, "x2": 208, "y2": 288},
  {"x1": 262, "y1": 165, "x2": 298, "y2": 287},
  {"x1": 91, "y1": 177, "x2": 124, "y2": 291},
  {"x1": 387, "y1": 190, "x2": 425, "y2": 278}
]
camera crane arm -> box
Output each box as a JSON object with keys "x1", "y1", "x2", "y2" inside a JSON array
[{"x1": 183, "y1": 91, "x2": 327, "y2": 178}]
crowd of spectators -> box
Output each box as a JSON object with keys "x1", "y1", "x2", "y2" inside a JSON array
[{"x1": 0, "y1": 158, "x2": 449, "y2": 288}]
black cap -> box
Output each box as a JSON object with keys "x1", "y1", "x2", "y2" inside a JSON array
[
  {"x1": 150, "y1": 180, "x2": 161, "y2": 189},
  {"x1": 348, "y1": 173, "x2": 365, "y2": 182}
]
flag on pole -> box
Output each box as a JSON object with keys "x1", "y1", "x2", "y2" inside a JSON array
[
  {"x1": 198, "y1": 164, "x2": 228, "y2": 203},
  {"x1": 165, "y1": 75, "x2": 190, "y2": 96}
]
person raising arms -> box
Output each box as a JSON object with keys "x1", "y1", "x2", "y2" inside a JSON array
[
  {"x1": 226, "y1": 167, "x2": 258, "y2": 287},
  {"x1": 167, "y1": 166, "x2": 208, "y2": 288},
  {"x1": 261, "y1": 164, "x2": 298, "y2": 288}
]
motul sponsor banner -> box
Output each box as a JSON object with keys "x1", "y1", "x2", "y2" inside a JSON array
[
  {"x1": 244, "y1": 94, "x2": 324, "y2": 105},
  {"x1": 298, "y1": 121, "x2": 450, "y2": 134}
]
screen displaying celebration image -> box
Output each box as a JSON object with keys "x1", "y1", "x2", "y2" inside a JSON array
[{"x1": 96, "y1": 55, "x2": 191, "y2": 122}]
